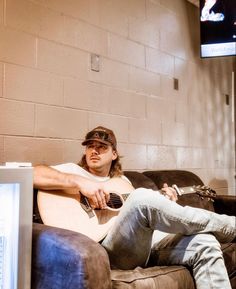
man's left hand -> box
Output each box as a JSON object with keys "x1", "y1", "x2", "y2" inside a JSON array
[{"x1": 161, "y1": 183, "x2": 178, "y2": 202}]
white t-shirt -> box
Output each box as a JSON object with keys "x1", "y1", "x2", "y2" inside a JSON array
[{"x1": 51, "y1": 162, "x2": 131, "y2": 184}]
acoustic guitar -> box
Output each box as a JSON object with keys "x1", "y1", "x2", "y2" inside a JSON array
[
  {"x1": 37, "y1": 183, "x2": 216, "y2": 242},
  {"x1": 37, "y1": 188, "x2": 130, "y2": 242}
]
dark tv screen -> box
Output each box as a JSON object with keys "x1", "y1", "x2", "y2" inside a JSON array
[{"x1": 200, "y1": 0, "x2": 236, "y2": 58}]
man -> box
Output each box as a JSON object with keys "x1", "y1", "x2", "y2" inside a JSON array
[{"x1": 34, "y1": 126, "x2": 235, "y2": 289}]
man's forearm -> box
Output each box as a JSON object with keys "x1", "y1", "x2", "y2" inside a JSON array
[
  {"x1": 33, "y1": 165, "x2": 82, "y2": 190},
  {"x1": 33, "y1": 165, "x2": 135, "y2": 208}
]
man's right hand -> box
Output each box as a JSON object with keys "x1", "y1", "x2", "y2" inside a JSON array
[
  {"x1": 76, "y1": 176, "x2": 134, "y2": 210},
  {"x1": 77, "y1": 178, "x2": 109, "y2": 209}
]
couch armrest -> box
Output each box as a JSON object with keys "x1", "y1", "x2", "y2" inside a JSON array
[
  {"x1": 31, "y1": 223, "x2": 112, "y2": 289},
  {"x1": 213, "y1": 195, "x2": 236, "y2": 216}
]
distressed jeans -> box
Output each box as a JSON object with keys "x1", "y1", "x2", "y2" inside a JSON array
[{"x1": 102, "y1": 188, "x2": 236, "y2": 289}]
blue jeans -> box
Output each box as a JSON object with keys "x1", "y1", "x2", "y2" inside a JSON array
[{"x1": 102, "y1": 189, "x2": 235, "y2": 289}]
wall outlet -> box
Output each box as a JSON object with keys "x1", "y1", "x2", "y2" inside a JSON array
[
  {"x1": 174, "y1": 78, "x2": 179, "y2": 90},
  {"x1": 225, "y1": 94, "x2": 229, "y2": 105}
]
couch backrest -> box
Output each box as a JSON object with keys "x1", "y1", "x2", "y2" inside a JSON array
[
  {"x1": 124, "y1": 171, "x2": 158, "y2": 190},
  {"x1": 143, "y1": 170, "x2": 204, "y2": 189},
  {"x1": 125, "y1": 170, "x2": 215, "y2": 212}
]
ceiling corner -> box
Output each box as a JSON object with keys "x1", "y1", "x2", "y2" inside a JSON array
[{"x1": 187, "y1": 0, "x2": 199, "y2": 7}]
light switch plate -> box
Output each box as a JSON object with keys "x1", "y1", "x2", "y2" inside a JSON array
[{"x1": 91, "y1": 54, "x2": 100, "y2": 72}]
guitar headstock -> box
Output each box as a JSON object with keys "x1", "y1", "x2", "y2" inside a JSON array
[
  {"x1": 173, "y1": 184, "x2": 217, "y2": 202},
  {"x1": 192, "y1": 185, "x2": 217, "y2": 202}
]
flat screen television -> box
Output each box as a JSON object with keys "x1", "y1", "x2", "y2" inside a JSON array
[
  {"x1": 0, "y1": 167, "x2": 33, "y2": 289},
  {"x1": 200, "y1": 0, "x2": 236, "y2": 58}
]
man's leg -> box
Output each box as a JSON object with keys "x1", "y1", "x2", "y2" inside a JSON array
[
  {"x1": 151, "y1": 233, "x2": 232, "y2": 289},
  {"x1": 102, "y1": 188, "x2": 235, "y2": 269}
]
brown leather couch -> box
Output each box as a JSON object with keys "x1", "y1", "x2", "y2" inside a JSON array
[{"x1": 31, "y1": 170, "x2": 236, "y2": 289}]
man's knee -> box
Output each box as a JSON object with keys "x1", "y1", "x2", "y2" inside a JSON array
[
  {"x1": 188, "y1": 233, "x2": 222, "y2": 261},
  {"x1": 127, "y1": 188, "x2": 163, "y2": 207}
]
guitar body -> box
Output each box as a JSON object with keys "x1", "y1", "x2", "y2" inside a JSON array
[{"x1": 37, "y1": 190, "x2": 127, "y2": 242}]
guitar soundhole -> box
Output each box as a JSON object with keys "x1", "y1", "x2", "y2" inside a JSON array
[{"x1": 106, "y1": 192, "x2": 123, "y2": 209}]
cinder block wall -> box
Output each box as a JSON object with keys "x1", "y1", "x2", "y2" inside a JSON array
[{"x1": 0, "y1": 0, "x2": 235, "y2": 194}]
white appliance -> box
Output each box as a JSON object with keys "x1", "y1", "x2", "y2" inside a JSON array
[{"x1": 0, "y1": 167, "x2": 33, "y2": 289}]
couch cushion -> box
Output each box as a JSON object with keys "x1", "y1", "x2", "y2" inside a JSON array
[{"x1": 111, "y1": 266, "x2": 195, "y2": 289}]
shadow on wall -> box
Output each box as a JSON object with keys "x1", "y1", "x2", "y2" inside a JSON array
[
  {"x1": 185, "y1": 1, "x2": 200, "y2": 58},
  {"x1": 208, "y1": 178, "x2": 228, "y2": 194}
]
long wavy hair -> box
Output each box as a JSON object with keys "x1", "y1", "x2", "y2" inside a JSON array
[{"x1": 78, "y1": 151, "x2": 123, "y2": 178}]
